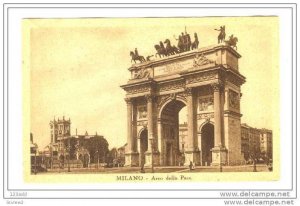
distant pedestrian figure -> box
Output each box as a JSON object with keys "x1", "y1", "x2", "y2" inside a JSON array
[
  {"x1": 189, "y1": 161, "x2": 193, "y2": 171},
  {"x1": 268, "y1": 163, "x2": 273, "y2": 171}
]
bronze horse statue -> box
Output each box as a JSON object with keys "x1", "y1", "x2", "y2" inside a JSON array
[
  {"x1": 225, "y1": 35, "x2": 238, "y2": 50},
  {"x1": 130, "y1": 51, "x2": 146, "y2": 63},
  {"x1": 174, "y1": 32, "x2": 192, "y2": 52},
  {"x1": 154, "y1": 44, "x2": 166, "y2": 58},
  {"x1": 155, "y1": 39, "x2": 179, "y2": 58},
  {"x1": 164, "y1": 39, "x2": 179, "y2": 55},
  {"x1": 154, "y1": 41, "x2": 167, "y2": 58}
]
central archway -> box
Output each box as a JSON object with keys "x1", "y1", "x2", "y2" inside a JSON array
[{"x1": 159, "y1": 99, "x2": 186, "y2": 166}]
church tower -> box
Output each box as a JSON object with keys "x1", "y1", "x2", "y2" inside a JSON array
[{"x1": 49, "y1": 116, "x2": 71, "y2": 157}]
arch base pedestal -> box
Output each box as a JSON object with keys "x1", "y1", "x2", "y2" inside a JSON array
[
  {"x1": 211, "y1": 147, "x2": 227, "y2": 166},
  {"x1": 144, "y1": 151, "x2": 160, "y2": 167}
]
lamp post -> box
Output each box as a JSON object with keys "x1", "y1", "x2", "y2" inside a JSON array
[
  {"x1": 219, "y1": 144, "x2": 223, "y2": 172},
  {"x1": 58, "y1": 147, "x2": 61, "y2": 173},
  {"x1": 253, "y1": 158, "x2": 257, "y2": 172},
  {"x1": 67, "y1": 137, "x2": 71, "y2": 172},
  {"x1": 62, "y1": 139, "x2": 65, "y2": 170},
  {"x1": 95, "y1": 150, "x2": 99, "y2": 169},
  {"x1": 251, "y1": 151, "x2": 257, "y2": 172},
  {"x1": 180, "y1": 135, "x2": 185, "y2": 166},
  {"x1": 149, "y1": 136, "x2": 154, "y2": 173},
  {"x1": 50, "y1": 145, "x2": 53, "y2": 170},
  {"x1": 34, "y1": 148, "x2": 37, "y2": 175}
]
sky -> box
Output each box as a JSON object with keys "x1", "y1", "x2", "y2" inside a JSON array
[{"x1": 26, "y1": 17, "x2": 279, "y2": 150}]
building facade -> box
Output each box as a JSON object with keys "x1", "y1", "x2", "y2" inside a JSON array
[
  {"x1": 49, "y1": 116, "x2": 71, "y2": 160},
  {"x1": 241, "y1": 124, "x2": 250, "y2": 160},
  {"x1": 241, "y1": 124, "x2": 272, "y2": 161},
  {"x1": 48, "y1": 117, "x2": 107, "y2": 168},
  {"x1": 249, "y1": 127, "x2": 261, "y2": 159},
  {"x1": 179, "y1": 122, "x2": 188, "y2": 152},
  {"x1": 121, "y1": 44, "x2": 246, "y2": 167},
  {"x1": 30, "y1": 133, "x2": 43, "y2": 172},
  {"x1": 260, "y1": 129, "x2": 273, "y2": 160}
]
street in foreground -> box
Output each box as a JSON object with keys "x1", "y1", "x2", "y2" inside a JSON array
[{"x1": 34, "y1": 164, "x2": 270, "y2": 174}]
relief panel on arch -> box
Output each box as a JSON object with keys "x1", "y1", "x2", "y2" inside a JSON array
[
  {"x1": 198, "y1": 95, "x2": 214, "y2": 112},
  {"x1": 228, "y1": 89, "x2": 240, "y2": 111},
  {"x1": 137, "y1": 105, "x2": 147, "y2": 120}
]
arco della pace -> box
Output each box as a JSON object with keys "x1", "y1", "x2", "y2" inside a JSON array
[{"x1": 121, "y1": 43, "x2": 245, "y2": 167}]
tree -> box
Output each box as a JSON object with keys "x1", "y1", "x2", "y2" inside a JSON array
[
  {"x1": 84, "y1": 136, "x2": 109, "y2": 163},
  {"x1": 63, "y1": 137, "x2": 77, "y2": 160},
  {"x1": 107, "y1": 148, "x2": 118, "y2": 166},
  {"x1": 110, "y1": 148, "x2": 118, "y2": 159},
  {"x1": 249, "y1": 148, "x2": 260, "y2": 172}
]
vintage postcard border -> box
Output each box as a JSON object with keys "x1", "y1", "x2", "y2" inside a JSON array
[{"x1": 2, "y1": 3, "x2": 297, "y2": 199}]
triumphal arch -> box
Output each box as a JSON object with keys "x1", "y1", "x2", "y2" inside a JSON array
[{"x1": 121, "y1": 44, "x2": 245, "y2": 167}]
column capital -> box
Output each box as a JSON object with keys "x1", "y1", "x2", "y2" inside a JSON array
[
  {"x1": 211, "y1": 82, "x2": 224, "y2": 92},
  {"x1": 124, "y1": 97, "x2": 132, "y2": 104},
  {"x1": 184, "y1": 87, "x2": 193, "y2": 96},
  {"x1": 145, "y1": 94, "x2": 154, "y2": 102}
]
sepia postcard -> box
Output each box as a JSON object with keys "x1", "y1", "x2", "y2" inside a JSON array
[
  {"x1": 2, "y1": 1, "x2": 299, "y2": 204},
  {"x1": 22, "y1": 16, "x2": 280, "y2": 183}
]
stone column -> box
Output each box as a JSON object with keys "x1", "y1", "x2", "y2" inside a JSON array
[
  {"x1": 184, "y1": 88, "x2": 200, "y2": 166},
  {"x1": 125, "y1": 98, "x2": 133, "y2": 152},
  {"x1": 132, "y1": 103, "x2": 138, "y2": 152},
  {"x1": 187, "y1": 88, "x2": 194, "y2": 149},
  {"x1": 213, "y1": 84, "x2": 222, "y2": 147},
  {"x1": 146, "y1": 95, "x2": 154, "y2": 151},
  {"x1": 198, "y1": 132, "x2": 202, "y2": 165},
  {"x1": 157, "y1": 119, "x2": 163, "y2": 165},
  {"x1": 124, "y1": 98, "x2": 138, "y2": 166},
  {"x1": 144, "y1": 94, "x2": 159, "y2": 166},
  {"x1": 211, "y1": 83, "x2": 227, "y2": 166}
]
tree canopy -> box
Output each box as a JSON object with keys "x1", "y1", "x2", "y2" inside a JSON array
[{"x1": 84, "y1": 136, "x2": 109, "y2": 163}]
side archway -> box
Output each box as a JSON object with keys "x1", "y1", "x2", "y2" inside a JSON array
[
  {"x1": 200, "y1": 122, "x2": 214, "y2": 166},
  {"x1": 138, "y1": 128, "x2": 148, "y2": 166}
]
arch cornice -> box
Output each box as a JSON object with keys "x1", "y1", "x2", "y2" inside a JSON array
[{"x1": 198, "y1": 119, "x2": 215, "y2": 133}]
